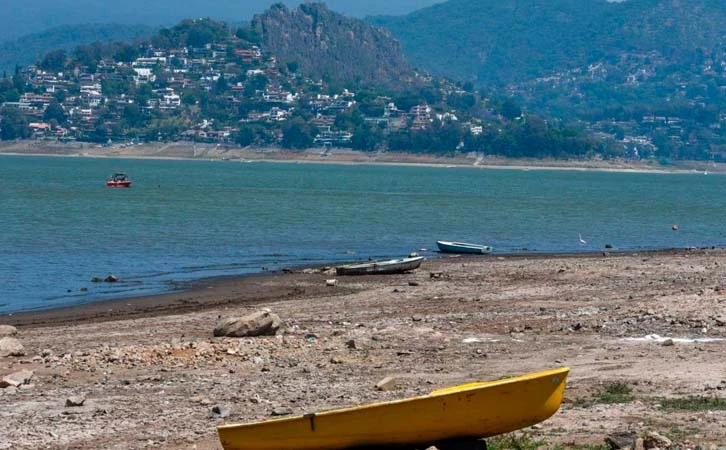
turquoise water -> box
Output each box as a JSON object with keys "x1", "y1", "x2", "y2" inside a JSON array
[{"x1": 1, "y1": 155, "x2": 724, "y2": 314}]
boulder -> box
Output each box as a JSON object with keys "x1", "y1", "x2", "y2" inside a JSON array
[
  {"x1": 0, "y1": 325, "x2": 17, "y2": 337},
  {"x1": 0, "y1": 370, "x2": 34, "y2": 388},
  {"x1": 214, "y1": 310, "x2": 282, "y2": 337},
  {"x1": 65, "y1": 396, "x2": 86, "y2": 407},
  {"x1": 606, "y1": 431, "x2": 637, "y2": 450},
  {"x1": 212, "y1": 405, "x2": 232, "y2": 418},
  {"x1": 375, "y1": 376, "x2": 398, "y2": 391},
  {"x1": 0, "y1": 337, "x2": 24, "y2": 357},
  {"x1": 644, "y1": 431, "x2": 672, "y2": 449}
]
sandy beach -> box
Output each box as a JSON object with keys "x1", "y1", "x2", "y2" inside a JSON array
[
  {"x1": 0, "y1": 140, "x2": 719, "y2": 174},
  {"x1": 2, "y1": 249, "x2": 726, "y2": 449}
]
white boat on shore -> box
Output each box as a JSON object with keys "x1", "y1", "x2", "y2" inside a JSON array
[
  {"x1": 336, "y1": 256, "x2": 425, "y2": 276},
  {"x1": 437, "y1": 241, "x2": 493, "y2": 254}
]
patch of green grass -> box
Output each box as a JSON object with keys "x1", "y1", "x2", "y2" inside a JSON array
[
  {"x1": 486, "y1": 432, "x2": 608, "y2": 450},
  {"x1": 660, "y1": 396, "x2": 726, "y2": 412},
  {"x1": 487, "y1": 433, "x2": 545, "y2": 450},
  {"x1": 550, "y1": 445, "x2": 609, "y2": 450},
  {"x1": 594, "y1": 382, "x2": 633, "y2": 404}
]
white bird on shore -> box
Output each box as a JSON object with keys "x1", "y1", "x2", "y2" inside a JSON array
[{"x1": 579, "y1": 233, "x2": 587, "y2": 246}]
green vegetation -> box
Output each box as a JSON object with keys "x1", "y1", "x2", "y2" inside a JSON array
[
  {"x1": 660, "y1": 396, "x2": 726, "y2": 412},
  {"x1": 372, "y1": 0, "x2": 726, "y2": 160},
  {"x1": 487, "y1": 433, "x2": 546, "y2": 450},
  {"x1": 594, "y1": 383, "x2": 633, "y2": 404},
  {"x1": 487, "y1": 433, "x2": 608, "y2": 450},
  {"x1": 572, "y1": 382, "x2": 634, "y2": 407},
  {"x1": 0, "y1": 24, "x2": 153, "y2": 74},
  {"x1": 0, "y1": 5, "x2": 610, "y2": 159}
]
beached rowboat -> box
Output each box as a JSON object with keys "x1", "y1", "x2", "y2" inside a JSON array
[
  {"x1": 437, "y1": 241, "x2": 492, "y2": 254},
  {"x1": 217, "y1": 367, "x2": 569, "y2": 450},
  {"x1": 335, "y1": 255, "x2": 424, "y2": 276}
]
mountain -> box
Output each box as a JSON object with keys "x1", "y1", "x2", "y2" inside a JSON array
[
  {"x1": 249, "y1": 3, "x2": 415, "y2": 89},
  {"x1": 0, "y1": 0, "x2": 442, "y2": 43},
  {"x1": 371, "y1": 0, "x2": 726, "y2": 84},
  {"x1": 372, "y1": 0, "x2": 726, "y2": 158},
  {"x1": 0, "y1": 24, "x2": 153, "y2": 74},
  {"x1": 1, "y1": 8, "x2": 606, "y2": 160}
]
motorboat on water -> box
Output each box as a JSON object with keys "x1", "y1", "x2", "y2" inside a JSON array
[{"x1": 106, "y1": 173, "x2": 132, "y2": 187}]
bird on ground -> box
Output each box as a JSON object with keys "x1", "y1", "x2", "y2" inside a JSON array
[{"x1": 579, "y1": 233, "x2": 587, "y2": 246}]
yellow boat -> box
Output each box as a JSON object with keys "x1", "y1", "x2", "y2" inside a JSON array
[{"x1": 217, "y1": 367, "x2": 569, "y2": 450}]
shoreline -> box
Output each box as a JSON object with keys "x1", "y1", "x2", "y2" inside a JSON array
[
  {"x1": 2, "y1": 246, "x2": 726, "y2": 448},
  {"x1": 2, "y1": 247, "x2": 713, "y2": 329},
  {"x1": 0, "y1": 141, "x2": 718, "y2": 174}
]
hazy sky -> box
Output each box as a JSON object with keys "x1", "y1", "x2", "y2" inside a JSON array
[{"x1": 1, "y1": 0, "x2": 444, "y2": 42}]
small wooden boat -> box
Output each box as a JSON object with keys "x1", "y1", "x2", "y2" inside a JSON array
[
  {"x1": 105, "y1": 173, "x2": 132, "y2": 188},
  {"x1": 437, "y1": 241, "x2": 492, "y2": 254},
  {"x1": 335, "y1": 255, "x2": 424, "y2": 276},
  {"x1": 217, "y1": 367, "x2": 569, "y2": 450}
]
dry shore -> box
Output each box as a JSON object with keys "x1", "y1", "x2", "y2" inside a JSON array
[
  {"x1": 0, "y1": 140, "x2": 720, "y2": 173},
  {"x1": 2, "y1": 249, "x2": 726, "y2": 449}
]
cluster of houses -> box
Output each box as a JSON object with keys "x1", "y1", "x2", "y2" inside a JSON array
[
  {"x1": 0, "y1": 34, "x2": 483, "y2": 148},
  {"x1": 514, "y1": 51, "x2": 726, "y2": 158}
]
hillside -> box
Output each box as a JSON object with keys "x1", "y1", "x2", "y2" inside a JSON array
[
  {"x1": 0, "y1": 0, "x2": 442, "y2": 43},
  {"x1": 372, "y1": 0, "x2": 726, "y2": 159},
  {"x1": 250, "y1": 3, "x2": 415, "y2": 89},
  {"x1": 372, "y1": 0, "x2": 726, "y2": 84},
  {"x1": 0, "y1": 3, "x2": 607, "y2": 161},
  {"x1": 0, "y1": 24, "x2": 153, "y2": 74}
]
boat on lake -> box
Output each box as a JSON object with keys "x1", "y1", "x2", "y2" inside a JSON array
[
  {"x1": 335, "y1": 255, "x2": 424, "y2": 275},
  {"x1": 437, "y1": 241, "x2": 492, "y2": 254},
  {"x1": 105, "y1": 173, "x2": 132, "y2": 187},
  {"x1": 217, "y1": 367, "x2": 569, "y2": 450}
]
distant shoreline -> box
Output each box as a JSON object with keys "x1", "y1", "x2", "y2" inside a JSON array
[{"x1": 0, "y1": 140, "x2": 717, "y2": 174}]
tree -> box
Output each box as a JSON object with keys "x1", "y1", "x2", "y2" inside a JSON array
[
  {"x1": 237, "y1": 125, "x2": 255, "y2": 147},
  {"x1": 351, "y1": 124, "x2": 380, "y2": 151},
  {"x1": 214, "y1": 74, "x2": 228, "y2": 94},
  {"x1": 281, "y1": 118, "x2": 315, "y2": 149},
  {"x1": 286, "y1": 61, "x2": 299, "y2": 73},
  {"x1": 39, "y1": 50, "x2": 67, "y2": 72},
  {"x1": 0, "y1": 107, "x2": 30, "y2": 140},
  {"x1": 499, "y1": 98, "x2": 522, "y2": 120},
  {"x1": 43, "y1": 100, "x2": 66, "y2": 124}
]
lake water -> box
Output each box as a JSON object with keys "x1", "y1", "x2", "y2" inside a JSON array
[{"x1": 1, "y1": 155, "x2": 723, "y2": 314}]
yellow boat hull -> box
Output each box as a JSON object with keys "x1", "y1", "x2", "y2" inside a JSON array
[{"x1": 218, "y1": 367, "x2": 569, "y2": 450}]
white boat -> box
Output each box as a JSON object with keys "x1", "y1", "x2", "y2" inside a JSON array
[
  {"x1": 336, "y1": 256, "x2": 425, "y2": 275},
  {"x1": 437, "y1": 241, "x2": 493, "y2": 254}
]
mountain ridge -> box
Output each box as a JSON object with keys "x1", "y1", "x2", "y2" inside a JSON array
[
  {"x1": 250, "y1": 3, "x2": 415, "y2": 89},
  {"x1": 0, "y1": 24, "x2": 154, "y2": 74},
  {"x1": 372, "y1": 0, "x2": 726, "y2": 157},
  {"x1": 0, "y1": 0, "x2": 442, "y2": 43}
]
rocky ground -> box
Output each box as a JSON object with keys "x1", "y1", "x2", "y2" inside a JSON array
[{"x1": 2, "y1": 249, "x2": 726, "y2": 449}]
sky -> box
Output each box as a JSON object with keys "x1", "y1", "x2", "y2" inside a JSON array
[{"x1": 0, "y1": 0, "x2": 444, "y2": 42}]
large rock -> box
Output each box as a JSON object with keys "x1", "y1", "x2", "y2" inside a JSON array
[
  {"x1": 214, "y1": 310, "x2": 282, "y2": 337},
  {"x1": 0, "y1": 337, "x2": 24, "y2": 357},
  {"x1": 0, "y1": 370, "x2": 34, "y2": 388},
  {"x1": 644, "y1": 431, "x2": 672, "y2": 449},
  {"x1": 0, "y1": 325, "x2": 17, "y2": 337},
  {"x1": 606, "y1": 431, "x2": 637, "y2": 450}
]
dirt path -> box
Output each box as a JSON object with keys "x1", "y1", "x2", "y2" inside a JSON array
[{"x1": 2, "y1": 249, "x2": 725, "y2": 449}]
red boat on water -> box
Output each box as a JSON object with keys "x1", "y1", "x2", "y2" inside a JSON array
[{"x1": 106, "y1": 173, "x2": 132, "y2": 187}]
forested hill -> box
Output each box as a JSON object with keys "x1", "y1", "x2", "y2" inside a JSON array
[
  {"x1": 371, "y1": 0, "x2": 726, "y2": 85},
  {"x1": 372, "y1": 0, "x2": 726, "y2": 159},
  {"x1": 0, "y1": 24, "x2": 153, "y2": 74},
  {"x1": 250, "y1": 3, "x2": 415, "y2": 89}
]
